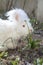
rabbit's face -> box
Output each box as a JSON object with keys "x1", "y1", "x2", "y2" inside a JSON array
[
  {"x1": 17, "y1": 19, "x2": 33, "y2": 39},
  {"x1": 13, "y1": 12, "x2": 34, "y2": 38},
  {"x1": 17, "y1": 21, "x2": 29, "y2": 38},
  {"x1": 12, "y1": 9, "x2": 34, "y2": 34}
]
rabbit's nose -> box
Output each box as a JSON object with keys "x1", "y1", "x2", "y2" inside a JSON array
[
  {"x1": 29, "y1": 29, "x2": 33, "y2": 33},
  {"x1": 29, "y1": 29, "x2": 32, "y2": 32}
]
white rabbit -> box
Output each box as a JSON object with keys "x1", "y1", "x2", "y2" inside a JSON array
[
  {"x1": 0, "y1": 9, "x2": 34, "y2": 51},
  {"x1": 5, "y1": 8, "x2": 33, "y2": 32}
]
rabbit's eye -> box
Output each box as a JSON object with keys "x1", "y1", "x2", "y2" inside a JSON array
[{"x1": 22, "y1": 25, "x2": 25, "y2": 27}]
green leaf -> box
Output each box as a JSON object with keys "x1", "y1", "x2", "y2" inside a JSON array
[
  {"x1": 11, "y1": 60, "x2": 19, "y2": 65},
  {"x1": 11, "y1": 56, "x2": 20, "y2": 65},
  {"x1": 0, "y1": 52, "x2": 8, "y2": 58}
]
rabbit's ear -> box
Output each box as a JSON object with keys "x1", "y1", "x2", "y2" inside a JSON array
[{"x1": 15, "y1": 13, "x2": 20, "y2": 21}]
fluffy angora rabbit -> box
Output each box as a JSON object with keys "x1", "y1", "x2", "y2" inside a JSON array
[{"x1": 0, "y1": 8, "x2": 34, "y2": 51}]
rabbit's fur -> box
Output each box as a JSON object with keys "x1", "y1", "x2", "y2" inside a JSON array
[{"x1": 0, "y1": 8, "x2": 34, "y2": 51}]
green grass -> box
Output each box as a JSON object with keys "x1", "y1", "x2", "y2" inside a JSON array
[
  {"x1": 22, "y1": 35, "x2": 41, "y2": 50},
  {"x1": 34, "y1": 58, "x2": 43, "y2": 65}
]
